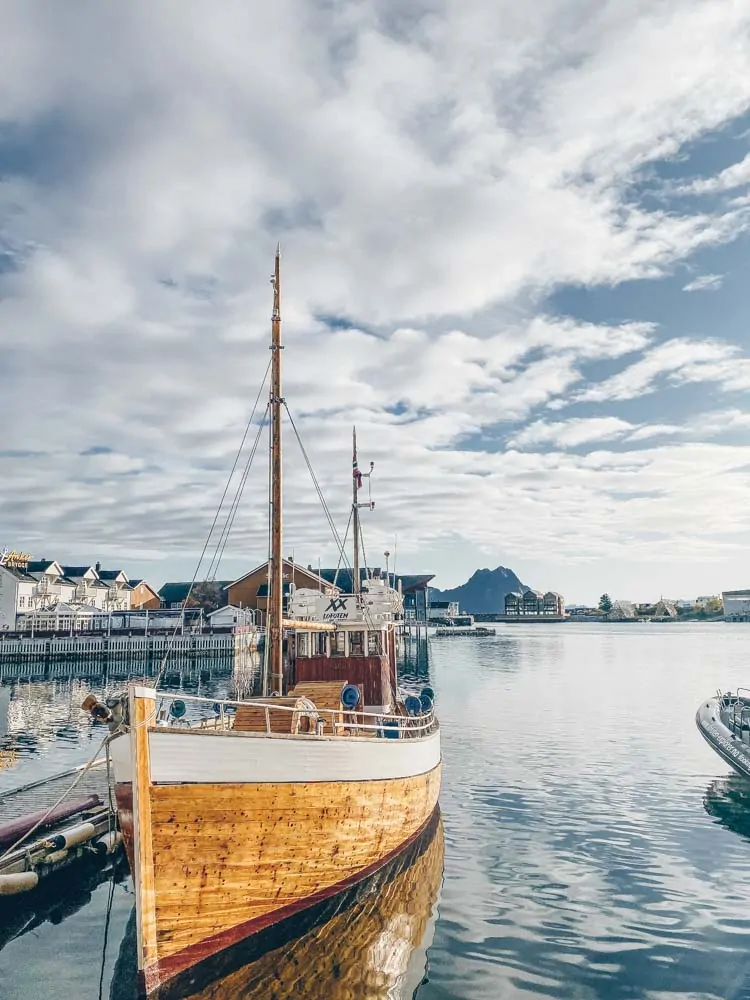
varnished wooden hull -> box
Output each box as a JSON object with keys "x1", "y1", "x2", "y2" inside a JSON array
[
  {"x1": 111, "y1": 809, "x2": 444, "y2": 1000},
  {"x1": 110, "y1": 690, "x2": 442, "y2": 996}
]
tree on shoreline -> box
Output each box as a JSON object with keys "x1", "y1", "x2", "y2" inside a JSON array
[{"x1": 598, "y1": 593, "x2": 613, "y2": 613}]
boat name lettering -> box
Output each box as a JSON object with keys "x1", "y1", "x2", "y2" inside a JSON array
[
  {"x1": 704, "y1": 719, "x2": 749, "y2": 763},
  {"x1": 322, "y1": 597, "x2": 351, "y2": 620}
]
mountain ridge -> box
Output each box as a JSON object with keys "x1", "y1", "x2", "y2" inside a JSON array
[{"x1": 430, "y1": 565, "x2": 528, "y2": 615}]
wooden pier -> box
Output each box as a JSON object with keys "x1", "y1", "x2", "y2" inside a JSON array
[{"x1": 0, "y1": 629, "x2": 260, "y2": 683}]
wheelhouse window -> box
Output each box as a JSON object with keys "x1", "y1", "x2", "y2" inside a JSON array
[
  {"x1": 349, "y1": 631, "x2": 364, "y2": 656},
  {"x1": 332, "y1": 631, "x2": 346, "y2": 656},
  {"x1": 297, "y1": 632, "x2": 309, "y2": 657},
  {"x1": 368, "y1": 630, "x2": 382, "y2": 655}
]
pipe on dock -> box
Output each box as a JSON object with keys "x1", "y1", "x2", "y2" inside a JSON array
[
  {"x1": 47, "y1": 821, "x2": 97, "y2": 851},
  {"x1": 0, "y1": 871, "x2": 39, "y2": 895},
  {"x1": 44, "y1": 848, "x2": 69, "y2": 865},
  {"x1": 0, "y1": 795, "x2": 102, "y2": 849},
  {"x1": 93, "y1": 830, "x2": 122, "y2": 855}
]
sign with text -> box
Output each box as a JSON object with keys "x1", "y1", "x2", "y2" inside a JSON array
[{"x1": 0, "y1": 547, "x2": 32, "y2": 570}]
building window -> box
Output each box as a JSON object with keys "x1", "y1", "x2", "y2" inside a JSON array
[
  {"x1": 317, "y1": 632, "x2": 327, "y2": 656},
  {"x1": 349, "y1": 631, "x2": 364, "y2": 656},
  {"x1": 332, "y1": 631, "x2": 346, "y2": 656},
  {"x1": 19, "y1": 596, "x2": 25, "y2": 608},
  {"x1": 368, "y1": 631, "x2": 381, "y2": 655},
  {"x1": 298, "y1": 633, "x2": 309, "y2": 657}
]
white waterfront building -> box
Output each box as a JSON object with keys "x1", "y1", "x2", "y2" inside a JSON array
[
  {"x1": 0, "y1": 554, "x2": 134, "y2": 630},
  {"x1": 722, "y1": 591, "x2": 750, "y2": 620}
]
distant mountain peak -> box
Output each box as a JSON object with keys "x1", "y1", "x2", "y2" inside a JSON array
[{"x1": 431, "y1": 565, "x2": 528, "y2": 615}]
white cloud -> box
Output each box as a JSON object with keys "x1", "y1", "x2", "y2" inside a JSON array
[
  {"x1": 1, "y1": 1, "x2": 750, "y2": 600},
  {"x1": 681, "y1": 152, "x2": 750, "y2": 195},
  {"x1": 682, "y1": 273, "x2": 724, "y2": 292},
  {"x1": 577, "y1": 338, "x2": 744, "y2": 402},
  {"x1": 509, "y1": 417, "x2": 635, "y2": 449}
]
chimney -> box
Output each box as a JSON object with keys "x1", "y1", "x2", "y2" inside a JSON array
[{"x1": 95, "y1": 561, "x2": 101, "y2": 573}]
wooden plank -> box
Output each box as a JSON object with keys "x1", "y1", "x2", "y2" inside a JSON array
[
  {"x1": 234, "y1": 698, "x2": 299, "y2": 734},
  {"x1": 180, "y1": 812, "x2": 444, "y2": 999},
  {"x1": 129, "y1": 687, "x2": 158, "y2": 990},
  {"x1": 144, "y1": 766, "x2": 441, "y2": 973}
]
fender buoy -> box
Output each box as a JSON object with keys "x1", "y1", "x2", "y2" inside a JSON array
[
  {"x1": 170, "y1": 700, "x2": 186, "y2": 719},
  {"x1": 420, "y1": 692, "x2": 434, "y2": 713},
  {"x1": 404, "y1": 695, "x2": 422, "y2": 716},
  {"x1": 341, "y1": 684, "x2": 360, "y2": 709}
]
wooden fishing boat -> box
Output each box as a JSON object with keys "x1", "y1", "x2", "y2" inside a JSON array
[{"x1": 88, "y1": 249, "x2": 441, "y2": 996}]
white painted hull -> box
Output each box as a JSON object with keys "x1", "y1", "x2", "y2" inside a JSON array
[{"x1": 109, "y1": 725, "x2": 441, "y2": 785}]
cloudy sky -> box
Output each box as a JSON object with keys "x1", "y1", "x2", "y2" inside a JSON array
[{"x1": 2, "y1": 0, "x2": 750, "y2": 603}]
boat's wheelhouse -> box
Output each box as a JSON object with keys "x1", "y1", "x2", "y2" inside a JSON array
[{"x1": 291, "y1": 619, "x2": 396, "y2": 710}]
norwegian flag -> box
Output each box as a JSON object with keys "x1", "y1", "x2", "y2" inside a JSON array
[{"x1": 353, "y1": 447, "x2": 363, "y2": 489}]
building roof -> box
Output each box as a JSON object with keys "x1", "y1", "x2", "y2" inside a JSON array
[
  {"x1": 158, "y1": 581, "x2": 232, "y2": 604},
  {"x1": 225, "y1": 560, "x2": 331, "y2": 591},
  {"x1": 61, "y1": 565, "x2": 98, "y2": 578},
  {"x1": 318, "y1": 568, "x2": 434, "y2": 594},
  {"x1": 723, "y1": 590, "x2": 750, "y2": 598},
  {"x1": 26, "y1": 560, "x2": 63, "y2": 574},
  {"x1": 208, "y1": 605, "x2": 254, "y2": 617},
  {"x1": 98, "y1": 569, "x2": 127, "y2": 582},
  {"x1": 0, "y1": 564, "x2": 34, "y2": 582},
  {"x1": 158, "y1": 582, "x2": 193, "y2": 604}
]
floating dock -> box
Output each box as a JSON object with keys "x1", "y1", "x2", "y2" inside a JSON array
[
  {"x1": 0, "y1": 758, "x2": 121, "y2": 897},
  {"x1": 434, "y1": 626, "x2": 497, "y2": 637}
]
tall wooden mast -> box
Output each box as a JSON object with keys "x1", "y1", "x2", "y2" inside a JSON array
[
  {"x1": 352, "y1": 426, "x2": 360, "y2": 596},
  {"x1": 268, "y1": 246, "x2": 284, "y2": 694}
]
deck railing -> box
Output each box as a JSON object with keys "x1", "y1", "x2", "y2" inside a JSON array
[{"x1": 150, "y1": 691, "x2": 437, "y2": 739}]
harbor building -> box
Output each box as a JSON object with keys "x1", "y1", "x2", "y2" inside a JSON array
[
  {"x1": 226, "y1": 560, "x2": 333, "y2": 614},
  {"x1": 130, "y1": 579, "x2": 161, "y2": 610},
  {"x1": 723, "y1": 590, "x2": 750, "y2": 620},
  {"x1": 59, "y1": 565, "x2": 111, "y2": 609},
  {"x1": 158, "y1": 581, "x2": 233, "y2": 610},
  {"x1": 208, "y1": 605, "x2": 257, "y2": 627},
  {"x1": 427, "y1": 600, "x2": 459, "y2": 621},
  {"x1": 504, "y1": 590, "x2": 565, "y2": 618},
  {"x1": 0, "y1": 549, "x2": 154, "y2": 631}
]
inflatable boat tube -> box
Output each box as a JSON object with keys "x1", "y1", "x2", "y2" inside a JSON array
[{"x1": 696, "y1": 694, "x2": 750, "y2": 779}]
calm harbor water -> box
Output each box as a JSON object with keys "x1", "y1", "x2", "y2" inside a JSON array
[{"x1": 2, "y1": 622, "x2": 750, "y2": 999}]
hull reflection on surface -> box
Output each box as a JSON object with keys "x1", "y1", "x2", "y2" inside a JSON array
[
  {"x1": 704, "y1": 774, "x2": 750, "y2": 841},
  {"x1": 111, "y1": 808, "x2": 444, "y2": 1000}
]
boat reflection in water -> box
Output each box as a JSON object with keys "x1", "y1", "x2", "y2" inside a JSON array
[
  {"x1": 112, "y1": 810, "x2": 444, "y2": 1000},
  {"x1": 703, "y1": 775, "x2": 750, "y2": 842}
]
